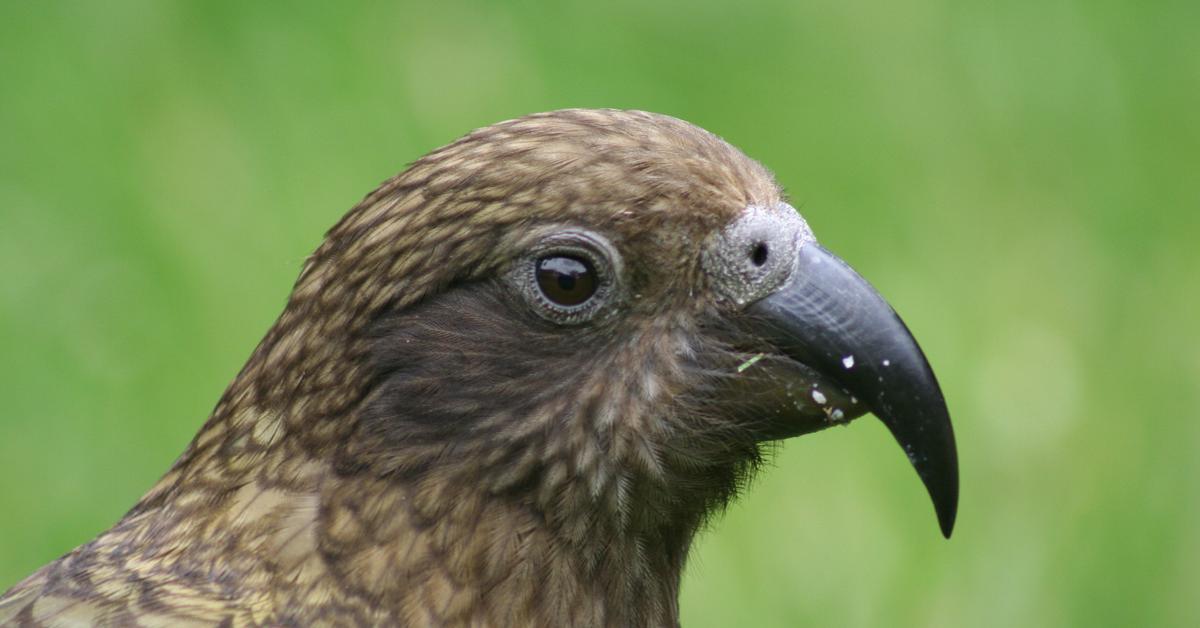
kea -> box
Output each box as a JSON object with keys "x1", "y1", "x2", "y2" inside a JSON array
[{"x1": 0, "y1": 109, "x2": 957, "y2": 627}]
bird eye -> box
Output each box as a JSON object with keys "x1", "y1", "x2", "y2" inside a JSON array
[
  {"x1": 536, "y1": 255, "x2": 597, "y2": 306},
  {"x1": 512, "y1": 229, "x2": 620, "y2": 325}
]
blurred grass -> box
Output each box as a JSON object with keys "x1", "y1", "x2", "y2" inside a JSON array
[{"x1": 1, "y1": 1, "x2": 1197, "y2": 625}]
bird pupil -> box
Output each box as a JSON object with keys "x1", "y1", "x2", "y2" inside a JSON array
[{"x1": 536, "y1": 255, "x2": 596, "y2": 307}]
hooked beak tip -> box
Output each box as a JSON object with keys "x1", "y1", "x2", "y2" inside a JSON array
[{"x1": 747, "y1": 243, "x2": 959, "y2": 538}]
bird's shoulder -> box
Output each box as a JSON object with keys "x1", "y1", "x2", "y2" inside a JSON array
[
  {"x1": 0, "y1": 554, "x2": 261, "y2": 627},
  {"x1": 0, "y1": 478, "x2": 323, "y2": 627}
]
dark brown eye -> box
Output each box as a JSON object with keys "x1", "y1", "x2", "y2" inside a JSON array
[{"x1": 535, "y1": 255, "x2": 597, "y2": 306}]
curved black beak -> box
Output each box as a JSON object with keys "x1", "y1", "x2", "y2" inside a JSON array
[{"x1": 747, "y1": 243, "x2": 959, "y2": 537}]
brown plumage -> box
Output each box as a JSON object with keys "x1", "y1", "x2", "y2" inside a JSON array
[{"x1": 0, "y1": 109, "x2": 957, "y2": 627}]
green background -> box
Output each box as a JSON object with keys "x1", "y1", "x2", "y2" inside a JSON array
[{"x1": 2, "y1": 1, "x2": 1197, "y2": 625}]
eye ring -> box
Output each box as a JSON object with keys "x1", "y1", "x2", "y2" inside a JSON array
[{"x1": 513, "y1": 229, "x2": 620, "y2": 325}]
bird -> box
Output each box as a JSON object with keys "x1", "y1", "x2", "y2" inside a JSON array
[{"x1": 0, "y1": 108, "x2": 957, "y2": 627}]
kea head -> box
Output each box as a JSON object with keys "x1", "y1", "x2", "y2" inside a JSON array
[{"x1": 113, "y1": 108, "x2": 956, "y2": 623}]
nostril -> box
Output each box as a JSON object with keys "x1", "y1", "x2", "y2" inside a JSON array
[{"x1": 751, "y1": 242, "x2": 769, "y2": 267}]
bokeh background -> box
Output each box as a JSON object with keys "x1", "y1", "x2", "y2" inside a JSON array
[{"x1": 2, "y1": 1, "x2": 1197, "y2": 625}]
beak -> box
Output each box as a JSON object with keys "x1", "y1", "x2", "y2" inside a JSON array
[{"x1": 746, "y1": 243, "x2": 959, "y2": 538}]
